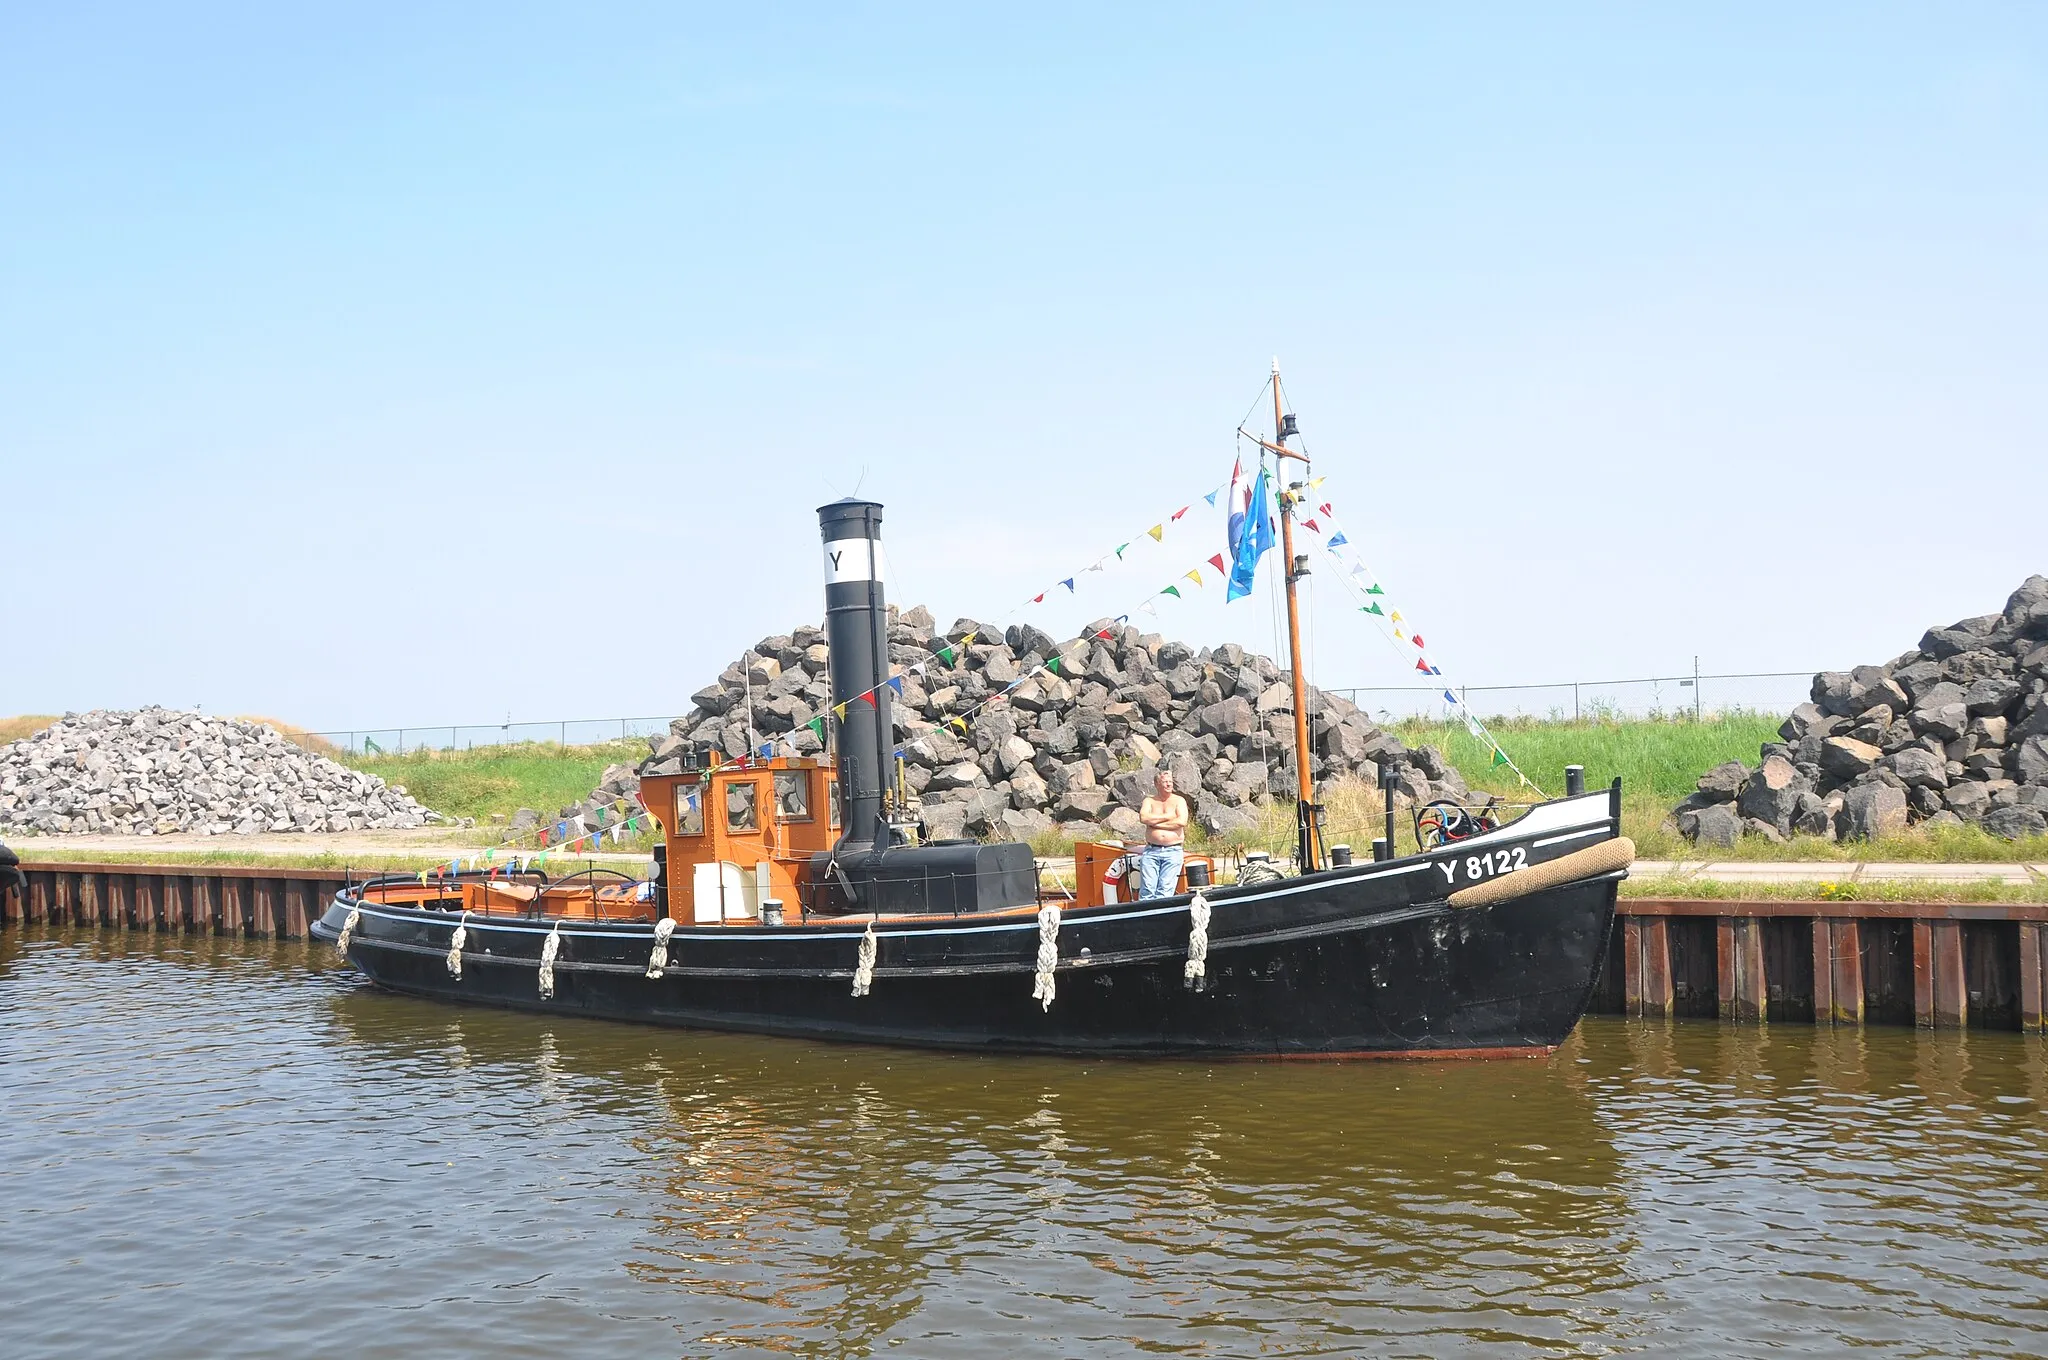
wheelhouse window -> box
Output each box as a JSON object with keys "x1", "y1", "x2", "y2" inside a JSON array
[
  {"x1": 673, "y1": 784, "x2": 704, "y2": 836},
  {"x1": 774, "y1": 771, "x2": 811, "y2": 822},
  {"x1": 726, "y1": 780, "x2": 759, "y2": 833}
]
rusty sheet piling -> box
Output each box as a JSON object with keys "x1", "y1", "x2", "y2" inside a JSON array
[
  {"x1": 1592, "y1": 898, "x2": 2048, "y2": 1032},
  {"x1": 1, "y1": 862, "x2": 348, "y2": 941}
]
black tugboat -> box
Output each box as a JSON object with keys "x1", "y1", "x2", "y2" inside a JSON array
[{"x1": 316, "y1": 374, "x2": 1631, "y2": 1057}]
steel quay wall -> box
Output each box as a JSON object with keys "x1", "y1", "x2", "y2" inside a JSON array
[
  {"x1": 2, "y1": 862, "x2": 349, "y2": 940},
  {"x1": 4, "y1": 864, "x2": 2045, "y2": 1031},
  {"x1": 1589, "y1": 898, "x2": 2048, "y2": 1032}
]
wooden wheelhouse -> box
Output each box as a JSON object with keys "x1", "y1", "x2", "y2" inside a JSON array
[{"x1": 641, "y1": 756, "x2": 839, "y2": 924}]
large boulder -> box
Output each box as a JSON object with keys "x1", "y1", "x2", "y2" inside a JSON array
[
  {"x1": 1737, "y1": 755, "x2": 1809, "y2": 834},
  {"x1": 1840, "y1": 783, "x2": 1910, "y2": 840},
  {"x1": 1983, "y1": 806, "x2": 2048, "y2": 842}
]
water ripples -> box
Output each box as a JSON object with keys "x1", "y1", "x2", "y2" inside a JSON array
[{"x1": 3, "y1": 927, "x2": 2045, "y2": 1357}]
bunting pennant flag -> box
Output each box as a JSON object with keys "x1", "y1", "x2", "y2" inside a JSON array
[
  {"x1": 1415, "y1": 658, "x2": 1431, "y2": 673},
  {"x1": 1207, "y1": 553, "x2": 1226, "y2": 574},
  {"x1": 1493, "y1": 748, "x2": 1511, "y2": 768},
  {"x1": 1361, "y1": 603, "x2": 1383, "y2": 615},
  {"x1": 1171, "y1": 506, "x2": 1189, "y2": 521},
  {"x1": 1060, "y1": 578, "x2": 1075, "y2": 592},
  {"x1": 1327, "y1": 532, "x2": 1348, "y2": 547},
  {"x1": 1116, "y1": 543, "x2": 1130, "y2": 559},
  {"x1": 934, "y1": 643, "x2": 955, "y2": 666},
  {"x1": 834, "y1": 702, "x2": 849, "y2": 721},
  {"x1": 1204, "y1": 490, "x2": 1220, "y2": 506},
  {"x1": 1032, "y1": 593, "x2": 1045, "y2": 604},
  {"x1": 887, "y1": 675, "x2": 905, "y2": 694},
  {"x1": 1367, "y1": 584, "x2": 1384, "y2": 595},
  {"x1": 1148, "y1": 525, "x2": 1163, "y2": 541},
  {"x1": 857, "y1": 692, "x2": 875, "y2": 708},
  {"x1": 807, "y1": 716, "x2": 824, "y2": 739},
  {"x1": 1161, "y1": 585, "x2": 1180, "y2": 598},
  {"x1": 1302, "y1": 518, "x2": 1320, "y2": 533},
  {"x1": 1413, "y1": 635, "x2": 1425, "y2": 649},
  {"x1": 1045, "y1": 656, "x2": 1061, "y2": 673},
  {"x1": 1085, "y1": 562, "x2": 1104, "y2": 573},
  {"x1": 1184, "y1": 568, "x2": 1203, "y2": 587},
  {"x1": 1139, "y1": 599, "x2": 1158, "y2": 614}
]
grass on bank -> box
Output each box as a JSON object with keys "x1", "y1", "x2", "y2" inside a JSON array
[
  {"x1": 342, "y1": 739, "x2": 650, "y2": 825},
  {"x1": 1621, "y1": 874, "x2": 2048, "y2": 904}
]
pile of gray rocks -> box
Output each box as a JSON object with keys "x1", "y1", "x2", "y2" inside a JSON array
[
  {"x1": 1674, "y1": 576, "x2": 2048, "y2": 846},
  {"x1": 0, "y1": 708, "x2": 441, "y2": 836},
  {"x1": 559, "y1": 605, "x2": 1473, "y2": 845}
]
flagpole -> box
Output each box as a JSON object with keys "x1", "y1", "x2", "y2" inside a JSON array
[{"x1": 1270, "y1": 360, "x2": 1320, "y2": 872}]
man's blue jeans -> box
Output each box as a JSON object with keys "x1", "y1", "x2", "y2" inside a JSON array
[{"x1": 1138, "y1": 843, "x2": 1184, "y2": 900}]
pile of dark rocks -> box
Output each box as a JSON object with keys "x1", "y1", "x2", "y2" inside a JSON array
[
  {"x1": 1674, "y1": 577, "x2": 2048, "y2": 845},
  {"x1": 558, "y1": 605, "x2": 1472, "y2": 845},
  {"x1": 0, "y1": 708, "x2": 442, "y2": 836}
]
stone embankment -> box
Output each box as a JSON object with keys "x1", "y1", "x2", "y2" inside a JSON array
[
  {"x1": 0, "y1": 709, "x2": 440, "y2": 836},
  {"x1": 558, "y1": 605, "x2": 1471, "y2": 844},
  {"x1": 1674, "y1": 576, "x2": 2048, "y2": 846}
]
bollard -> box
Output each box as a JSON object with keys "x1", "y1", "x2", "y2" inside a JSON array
[
  {"x1": 1565, "y1": 765, "x2": 1585, "y2": 797},
  {"x1": 1330, "y1": 844, "x2": 1353, "y2": 867}
]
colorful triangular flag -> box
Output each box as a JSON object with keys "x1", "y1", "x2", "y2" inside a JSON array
[{"x1": 1148, "y1": 525, "x2": 1163, "y2": 541}]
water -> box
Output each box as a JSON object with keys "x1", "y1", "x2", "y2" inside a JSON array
[{"x1": 3, "y1": 928, "x2": 2046, "y2": 1358}]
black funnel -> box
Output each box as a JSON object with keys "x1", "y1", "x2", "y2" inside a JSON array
[{"x1": 817, "y1": 498, "x2": 893, "y2": 850}]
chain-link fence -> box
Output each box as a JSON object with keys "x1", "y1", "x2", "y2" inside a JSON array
[
  {"x1": 288, "y1": 667, "x2": 1819, "y2": 755},
  {"x1": 1327, "y1": 668, "x2": 1816, "y2": 722},
  {"x1": 289, "y1": 717, "x2": 686, "y2": 756}
]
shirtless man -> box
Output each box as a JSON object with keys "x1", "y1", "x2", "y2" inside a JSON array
[{"x1": 1137, "y1": 770, "x2": 1190, "y2": 900}]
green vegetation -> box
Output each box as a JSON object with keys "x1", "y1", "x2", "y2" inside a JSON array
[
  {"x1": 1391, "y1": 711, "x2": 2048, "y2": 861},
  {"x1": 1390, "y1": 711, "x2": 1783, "y2": 803},
  {"x1": 342, "y1": 740, "x2": 648, "y2": 825},
  {"x1": 1621, "y1": 874, "x2": 2048, "y2": 904}
]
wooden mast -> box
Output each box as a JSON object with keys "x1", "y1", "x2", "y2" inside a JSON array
[{"x1": 1269, "y1": 360, "x2": 1318, "y2": 871}]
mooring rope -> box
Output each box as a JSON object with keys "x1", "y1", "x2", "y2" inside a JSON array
[
  {"x1": 334, "y1": 903, "x2": 361, "y2": 958},
  {"x1": 646, "y1": 916, "x2": 677, "y2": 980},
  {"x1": 851, "y1": 917, "x2": 877, "y2": 997},
  {"x1": 538, "y1": 922, "x2": 562, "y2": 998},
  {"x1": 445, "y1": 911, "x2": 469, "y2": 978},
  {"x1": 1031, "y1": 902, "x2": 1061, "y2": 1011},
  {"x1": 1183, "y1": 891, "x2": 1211, "y2": 991}
]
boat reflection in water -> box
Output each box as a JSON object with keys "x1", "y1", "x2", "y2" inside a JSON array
[{"x1": 326, "y1": 987, "x2": 1628, "y2": 1353}]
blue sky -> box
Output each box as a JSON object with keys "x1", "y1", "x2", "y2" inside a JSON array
[{"x1": 4, "y1": 4, "x2": 2042, "y2": 730}]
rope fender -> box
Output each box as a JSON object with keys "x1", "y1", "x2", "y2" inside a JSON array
[
  {"x1": 1446, "y1": 837, "x2": 1635, "y2": 910},
  {"x1": 334, "y1": 903, "x2": 361, "y2": 958},
  {"x1": 1031, "y1": 902, "x2": 1061, "y2": 1010},
  {"x1": 1183, "y1": 891, "x2": 1211, "y2": 991},
  {"x1": 538, "y1": 922, "x2": 563, "y2": 998},
  {"x1": 445, "y1": 911, "x2": 469, "y2": 979},
  {"x1": 851, "y1": 917, "x2": 877, "y2": 997},
  {"x1": 646, "y1": 916, "x2": 677, "y2": 980}
]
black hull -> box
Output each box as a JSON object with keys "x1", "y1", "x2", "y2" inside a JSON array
[{"x1": 315, "y1": 791, "x2": 1625, "y2": 1059}]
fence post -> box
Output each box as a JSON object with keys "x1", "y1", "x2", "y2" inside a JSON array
[{"x1": 1574, "y1": 683, "x2": 1580, "y2": 722}]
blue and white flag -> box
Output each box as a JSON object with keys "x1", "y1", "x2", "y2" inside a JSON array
[{"x1": 1226, "y1": 463, "x2": 1274, "y2": 602}]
